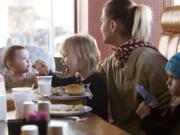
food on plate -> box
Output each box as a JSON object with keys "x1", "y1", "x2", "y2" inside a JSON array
[
  {"x1": 51, "y1": 104, "x2": 84, "y2": 112},
  {"x1": 67, "y1": 104, "x2": 84, "y2": 111},
  {"x1": 52, "y1": 87, "x2": 64, "y2": 96},
  {"x1": 64, "y1": 84, "x2": 86, "y2": 95}
]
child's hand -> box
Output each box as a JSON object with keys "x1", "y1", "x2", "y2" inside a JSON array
[
  {"x1": 33, "y1": 59, "x2": 50, "y2": 75},
  {"x1": 136, "y1": 102, "x2": 151, "y2": 119}
]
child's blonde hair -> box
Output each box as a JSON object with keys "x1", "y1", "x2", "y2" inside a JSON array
[
  {"x1": 3, "y1": 45, "x2": 25, "y2": 69},
  {"x1": 60, "y1": 34, "x2": 101, "y2": 74}
]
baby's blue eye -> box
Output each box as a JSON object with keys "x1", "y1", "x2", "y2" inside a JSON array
[
  {"x1": 21, "y1": 57, "x2": 30, "y2": 61},
  {"x1": 22, "y1": 57, "x2": 26, "y2": 60}
]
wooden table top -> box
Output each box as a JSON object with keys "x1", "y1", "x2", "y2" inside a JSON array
[{"x1": 0, "y1": 111, "x2": 129, "y2": 135}]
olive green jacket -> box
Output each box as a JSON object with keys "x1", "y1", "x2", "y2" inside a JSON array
[
  {"x1": 4, "y1": 72, "x2": 38, "y2": 92},
  {"x1": 99, "y1": 47, "x2": 172, "y2": 134}
]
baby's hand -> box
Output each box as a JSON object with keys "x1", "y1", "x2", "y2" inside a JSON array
[
  {"x1": 33, "y1": 59, "x2": 50, "y2": 75},
  {"x1": 136, "y1": 102, "x2": 151, "y2": 119}
]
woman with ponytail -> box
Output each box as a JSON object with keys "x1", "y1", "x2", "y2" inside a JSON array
[{"x1": 99, "y1": 0, "x2": 171, "y2": 134}]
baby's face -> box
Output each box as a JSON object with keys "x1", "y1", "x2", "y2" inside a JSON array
[
  {"x1": 166, "y1": 71, "x2": 180, "y2": 97},
  {"x1": 9, "y1": 49, "x2": 31, "y2": 73}
]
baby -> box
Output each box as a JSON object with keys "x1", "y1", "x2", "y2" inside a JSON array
[
  {"x1": 3, "y1": 45, "x2": 38, "y2": 92},
  {"x1": 3, "y1": 45, "x2": 38, "y2": 110}
]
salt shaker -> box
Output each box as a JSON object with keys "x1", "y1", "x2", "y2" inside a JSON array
[
  {"x1": 21, "y1": 125, "x2": 39, "y2": 135},
  {"x1": 37, "y1": 101, "x2": 50, "y2": 120},
  {"x1": 23, "y1": 101, "x2": 36, "y2": 119}
]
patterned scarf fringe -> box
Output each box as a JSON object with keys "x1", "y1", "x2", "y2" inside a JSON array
[{"x1": 112, "y1": 39, "x2": 158, "y2": 68}]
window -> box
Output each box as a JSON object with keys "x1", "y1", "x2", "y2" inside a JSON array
[
  {"x1": 173, "y1": 0, "x2": 180, "y2": 5},
  {"x1": 0, "y1": 0, "x2": 75, "y2": 56}
]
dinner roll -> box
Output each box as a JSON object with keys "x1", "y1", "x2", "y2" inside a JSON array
[{"x1": 64, "y1": 84, "x2": 86, "y2": 95}]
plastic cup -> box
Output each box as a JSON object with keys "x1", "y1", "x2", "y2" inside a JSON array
[
  {"x1": 37, "y1": 76, "x2": 52, "y2": 97},
  {"x1": 12, "y1": 87, "x2": 33, "y2": 119},
  {"x1": 0, "y1": 95, "x2": 7, "y2": 121}
]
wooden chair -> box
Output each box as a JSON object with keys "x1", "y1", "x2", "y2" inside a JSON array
[{"x1": 158, "y1": 5, "x2": 180, "y2": 59}]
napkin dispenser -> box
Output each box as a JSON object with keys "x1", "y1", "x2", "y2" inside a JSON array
[{"x1": 8, "y1": 119, "x2": 48, "y2": 135}]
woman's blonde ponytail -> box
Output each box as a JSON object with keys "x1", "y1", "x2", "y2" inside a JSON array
[{"x1": 132, "y1": 4, "x2": 152, "y2": 41}]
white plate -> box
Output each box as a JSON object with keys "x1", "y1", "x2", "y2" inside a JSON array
[
  {"x1": 50, "y1": 92, "x2": 91, "y2": 100},
  {"x1": 50, "y1": 104, "x2": 92, "y2": 116},
  {"x1": 7, "y1": 91, "x2": 40, "y2": 100}
]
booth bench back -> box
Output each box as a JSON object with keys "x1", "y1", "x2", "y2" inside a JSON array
[{"x1": 158, "y1": 5, "x2": 180, "y2": 59}]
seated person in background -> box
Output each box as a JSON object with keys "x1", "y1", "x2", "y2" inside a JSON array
[
  {"x1": 3, "y1": 45, "x2": 38, "y2": 92},
  {"x1": 136, "y1": 52, "x2": 180, "y2": 135},
  {"x1": 34, "y1": 34, "x2": 108, "y2": 121},
  {"x1": 3, "y1": 45, "x2": 38, "y2": 110}
]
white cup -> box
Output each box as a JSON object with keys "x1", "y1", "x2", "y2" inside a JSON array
[
  {"x1": 23, "y1": 101, "x2": 36, "y2": 119},
  {"x1": 21, "y1": 125, "x2": 39, "y2": 135},
  {"x1": 0, "y1": 75, "x2": 6, "y2": 95},
  {"x1": 12, "y1": 87, "x2": 33, "y2": 119},
  {"x1": 0, "y1": 95, "x2": 7, "y2": 121},
  {"x1": 37, "y1": 76, "x2": 52, "y2": 97}
]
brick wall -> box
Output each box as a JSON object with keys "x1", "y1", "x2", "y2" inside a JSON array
[{"x1": 88, "y1": 0, "x2": 108, "y2": 60}]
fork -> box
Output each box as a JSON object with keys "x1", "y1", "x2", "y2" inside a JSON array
[{"x1": 66, "y1": 116, "x2": 87, "y2": 122}]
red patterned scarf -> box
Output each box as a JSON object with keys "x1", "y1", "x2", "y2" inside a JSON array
[{"x1": 112, "y1": 39, "x2": 158, "y2": 68}]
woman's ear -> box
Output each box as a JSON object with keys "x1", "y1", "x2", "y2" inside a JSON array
[
  {"x1": 110, "y1": 20, "x2": 126, "y2": 36},
  {"x1": 110, "y1": 20, "x2": 118, "y2": 33}
]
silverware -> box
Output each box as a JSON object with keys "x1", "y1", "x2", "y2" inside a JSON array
[{"x1": 66, "y1": 116, "x2": 87, "y2": 122}]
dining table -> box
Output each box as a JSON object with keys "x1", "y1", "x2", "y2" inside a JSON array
[{"x1": 0, "y1": 110, "x2": 129, "y2": 135}]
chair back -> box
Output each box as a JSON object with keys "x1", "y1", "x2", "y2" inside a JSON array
[{"x1": 158, "y1": 6, "x2": 180, "y2": 59}]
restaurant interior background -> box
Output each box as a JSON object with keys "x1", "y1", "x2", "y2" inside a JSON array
[{"x1": 0, "y1": 0, "x2": 180, "y2": 68}]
